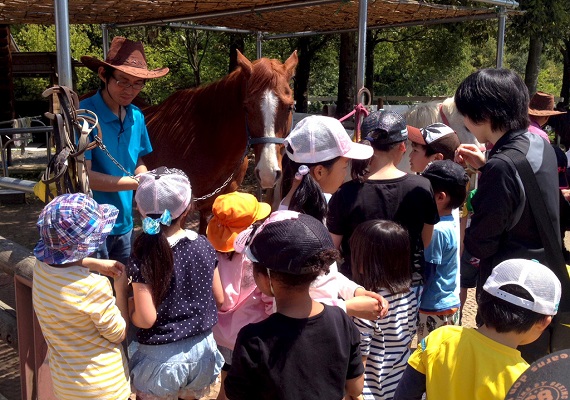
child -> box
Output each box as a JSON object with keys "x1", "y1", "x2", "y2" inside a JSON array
[
  {"x1": 282, "y1": 115, "x2": 388, "y2": 318},
  {"x1": 328, "y1": 110, "x2": 439, "y2": 287},
  {"x1": 350, "y1": 219, "x2": 418, "y2": 400},
  {"x1": 394, "y1": 258, "x2": 562, "y2": 400},
  {"x1": 408, "y1": 122, "x2": 460, "y2": 173},
  {"x1": 280, "y1": 115, "x2": 373, "y2": 219},
  {"x1": 225, "y1": 210, "x2": 365, "y2": 400},
  {"x1": 128, "y1": 166, "x2": 223, "y2": 400},
  {"x1": 32, "y1": 193, "x2": 131, "y2": 400},
  {"x1": 417, "y1": 160, "x2": 469, "y2": 341},
  {"x1": 206, "y1": 191, "x2": 273, "y2": 400}
]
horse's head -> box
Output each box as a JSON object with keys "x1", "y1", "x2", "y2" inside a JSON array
[{"x1": 239, "y1": 50, "x2": 298, "y2": 189}]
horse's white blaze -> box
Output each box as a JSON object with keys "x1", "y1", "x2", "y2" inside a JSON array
[{"x1": 256, "y1": 89, "x2": 281, "y2": 188}]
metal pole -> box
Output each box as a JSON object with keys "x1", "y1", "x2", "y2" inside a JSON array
[
  {"x1": 256, "y1": 31, "x2": 263, "y2": 59},
  {"x1": 356, "y1": 0, "x2": 368, "y2": 104},
  {"x1": 54, "y1": 0, "x2": 73, "y2": 88},
  {"x1": 102, "y1": 24, "x2": 110, "y2": 59},
  {"x1": 496, "y1": 6, "x2": 507, "y2": 68}
]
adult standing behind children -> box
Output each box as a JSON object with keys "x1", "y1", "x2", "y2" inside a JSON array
[
  {"x1": 80, "y1": 36, "x2": 169, "y2": 265},
  {"x1": 128, "y1": 167, "x2": 223, "y2": 400},
  {"x1": 454, "y1": 68, "x2": 565, "y2": 360},
  {"x1": 394, "y1": 258, "x2": 562, "y2": 400},
  {"x1": 32, "y1": 193, "x2": 130, "y2": 400},
  {"x1": 225, "y1": 211, "x2": 364, "y2": 400},
  {"x1": 417, "y1": 161, "x2": 468, "y2": 341},
  {"x1": 327, "y1": 110, "x2": 439, "y2": 287},
  {"x1": 527, "y1": 91, "x2": 565, "y2": 141}
]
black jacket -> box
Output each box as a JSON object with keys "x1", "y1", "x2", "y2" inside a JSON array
[{"x1": 465, "y1": 129, "x2": 560, "y2": 283}]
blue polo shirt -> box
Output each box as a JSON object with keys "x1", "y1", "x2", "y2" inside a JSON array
[{"x1": 80, "y1": 91, "x2": 152, "y2": 235}]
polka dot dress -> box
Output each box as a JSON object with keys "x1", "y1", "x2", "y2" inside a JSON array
[{"x1": 128, "y1": 231, "x2": 218, "y2": 345}]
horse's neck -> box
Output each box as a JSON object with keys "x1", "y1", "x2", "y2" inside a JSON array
[{"x1": 193, "y1": 71, "x2": 247, "y2": 120}]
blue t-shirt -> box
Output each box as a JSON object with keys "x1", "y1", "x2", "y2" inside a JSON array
[
  {"x1": 80, "y1": 91, "x2": 152, "y2": 235},
  {"x1": 420, "y1": 214, "x2": 460, "y2": 312},
  {"x1": 128, "y1": 231, "x2": 219, "y2": 345}
]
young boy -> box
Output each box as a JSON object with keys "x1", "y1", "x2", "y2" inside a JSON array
[
  {"x1": 417, "y1": 160, "x2": 469, "y2": 341},
  {"x1": 408, "y1": 123, "x2": 460, "y2": 173},
  {"x1": 32, "y1": 193, "x2": 130, "y2": 400},
  {"x1": 393, "y1": 258, "x2": 561, "y2": 400},
  {"x1": 224, "y1": 210, "x2": 364, "y2": 400}
]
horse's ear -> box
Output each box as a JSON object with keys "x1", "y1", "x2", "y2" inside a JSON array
[
  {"x1": 236, "y1": 50, "x2": 253, "y2": 78},
  {"x1": 284, "y1": 51, "x2": 298, "y2": 79}
]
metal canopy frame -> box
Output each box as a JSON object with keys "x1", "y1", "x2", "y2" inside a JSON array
[{"x1": 49, "y1": 0, "x2": 519, "y2": 99}]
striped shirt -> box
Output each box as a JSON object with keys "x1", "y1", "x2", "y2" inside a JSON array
[
  {"x1": 32, "y1": 260, "x2": 130, "y2": 400},
  {"x1": 354, "y1": 289, "x2": 418, "y2": 400}
]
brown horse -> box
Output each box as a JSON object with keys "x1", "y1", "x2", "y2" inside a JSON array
[{"x1": 143, "y1": 50, "x2": 298, "y2": 230}]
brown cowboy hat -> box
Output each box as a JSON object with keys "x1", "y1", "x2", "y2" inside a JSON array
[
  {"x1": 81, "y1": 36, "x2": 169, "y2": 79},
  {"x1": 528, "y1": 91, "x2": 566, "y2": 116}
]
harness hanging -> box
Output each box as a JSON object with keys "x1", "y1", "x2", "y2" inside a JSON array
[{"x1": 37, "y1": 86, "x2": 102, "y2": 202}]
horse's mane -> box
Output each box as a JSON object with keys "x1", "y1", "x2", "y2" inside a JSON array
[{"x1": 404, "y1": 100, "x2": 441, "y2": 128}]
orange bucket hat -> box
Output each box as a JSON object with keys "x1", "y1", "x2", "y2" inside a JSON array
[
  {"x1": 207, "y1": 192, "x2": 271, "y2": 252},
  {"x1": 81, "y1": 36, "x2": 169, "y2": 79}
]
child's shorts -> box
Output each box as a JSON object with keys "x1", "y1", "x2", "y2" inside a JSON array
[
  {"x1": 218, "y1": 345, "x2": 233, "y2": 371},
  {"x1": 416, "y1": 308, "x2": 460, "y2": 342},
  {"x1": 129, "y1": 330, "x2": 224, "y2": 400}
]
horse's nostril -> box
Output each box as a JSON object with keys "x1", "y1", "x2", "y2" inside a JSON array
[{"x1": 274, "y1": 170, "x2": 282, "y2": 183}]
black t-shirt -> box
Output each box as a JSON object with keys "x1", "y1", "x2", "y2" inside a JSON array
[
  {"x1": 225, "y1": 305, "x2": 364, "y2": 400},
  {"x1": 327, "y1": 174, "x2": 439, "y2": 282}
]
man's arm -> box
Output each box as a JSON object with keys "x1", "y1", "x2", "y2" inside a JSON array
[{"x1": 86, "y1": 160, "x2": 139, "y2": 192}]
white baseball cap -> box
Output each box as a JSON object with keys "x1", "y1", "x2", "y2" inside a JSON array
[
  {"x1": 285, "y1": 115, "x2": 373, "y2": 164},
  {"x1": 483, "y1": 259, "x2": 561, "y2": 315}
]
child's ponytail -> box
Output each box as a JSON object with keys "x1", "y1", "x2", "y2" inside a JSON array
[{"x1": 132, "y1": 212, "x2": 175, "y2": 307}]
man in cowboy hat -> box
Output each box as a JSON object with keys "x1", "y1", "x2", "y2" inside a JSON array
[
  {"x1": 80, "y1": 36, "x2": 169, "y2": 265},
  {"x1": 528, "y1": 91, "x2": 566, "y2": 141}
]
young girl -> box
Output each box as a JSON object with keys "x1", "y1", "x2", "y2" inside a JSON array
[
  {"x1": 128, "y1": 167, "x2": 223, "y2": 400},
  {"x1": 280, "y1": 115, "x2": 373, "y2": 219},
  {"x1": 350, "y1": 219, "x2": 419, "y2": 400},
  {"x1": 206, "y1": 191, "x2": 274, "y2": 400}
]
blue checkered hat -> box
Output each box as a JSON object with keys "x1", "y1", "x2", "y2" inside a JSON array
[{"x1": 34, "y1": 193, "x2": 119, "y2": 265}]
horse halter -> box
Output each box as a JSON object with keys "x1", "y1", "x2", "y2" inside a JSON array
[{"x1": 244, "y1": 113, "x2": 286, "y2": 147}]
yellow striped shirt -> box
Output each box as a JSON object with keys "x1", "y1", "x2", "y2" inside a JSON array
[{"x1": 32, "y1": 260, "x2": 130, "y2": 400}]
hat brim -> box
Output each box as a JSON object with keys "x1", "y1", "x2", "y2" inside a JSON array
[
  {"x1": 407, "y1": 125, "x2": 425, "y2": 145},
  {"x1": 81, "y1": 56, "x2": 169, "y2": 79},
  {"x1": 528, "y1": 108, "x2": 566, "y2": 116},
  {"x1": 207, "y1": 202, "x2": 271, "y2": 253},
  {"x1": 34, "y1": 203, "x2": 119, "y2": 265},
  {"x1": 343, "y1": 141, "x2": 374, "y2": 160}
]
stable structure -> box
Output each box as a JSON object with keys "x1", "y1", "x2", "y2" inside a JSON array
[{"x1": 1, "y1": 0, "x2": 520, "y2": 95}]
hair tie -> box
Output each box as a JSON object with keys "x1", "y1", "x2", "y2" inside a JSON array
[
  {"x1": 142, "y1": 209, "x2": 172, "y2": 235},
  {"x1": 295, "y1": 165, "x2": 310, "y2": 180}
]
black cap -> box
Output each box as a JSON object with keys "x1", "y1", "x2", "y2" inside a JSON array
[
  {"x1": 505, "y1": 349, "x2": 570, "y2": 400},
  {"x1": 247, "y1": 211, "x2": 334, "y2": 274},
  {"x1": 421, "y1": 160, "x2": 469, "y2": 187},
  {"x1": 361, "y1": 110, "x2": 408, "y2": 145}
]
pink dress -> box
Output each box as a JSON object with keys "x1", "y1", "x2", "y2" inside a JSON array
[{"x1": 212, "y1": 253, "x2": 273, "y2": 350}]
